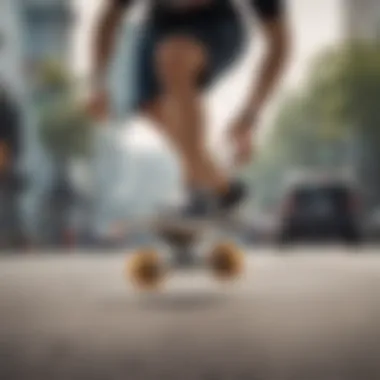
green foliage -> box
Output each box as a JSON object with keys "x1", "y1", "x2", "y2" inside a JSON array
[
  {"x1": 36, "y1": 61, "x2": 94, "y2": 160},
  {"x1": 38, "y1": 59, "x2": 71, "y2": 93},
  {"x1": 246, "y1": 41, "x2": 380, "y2": 209},
  {"x1": 307, "y1": 42, "x2": 380, "y2": 138},
  {"x1": 39, "y1": 98, "x2": 93, "y2": 159},
  {"x1": 267, "y1": 41, "x2": 380, "y2": 164}
]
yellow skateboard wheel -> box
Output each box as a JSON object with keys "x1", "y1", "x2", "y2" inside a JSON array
[
  {"x1": 208, "y1": 241, "x2": 245, "y2": 281},
  {"x1": 126, "y1": 248, "x2": 166, "y2": 290}
]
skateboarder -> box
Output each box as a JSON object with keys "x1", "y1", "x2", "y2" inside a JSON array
[{"x1": 87, "y1": 0, "x2": 290, "y2": 218}]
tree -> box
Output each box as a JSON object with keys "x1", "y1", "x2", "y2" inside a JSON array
[
  {"x1": 245, "y1": 44, "x2": 380, "y2": 212},
  {"x1": 308, "y1": 43, "x2": 380, "y2": 134},
  {"x1": 39, "y1": 99, "x2": 93, "y2": 161},
  {"x1": 305, "y1": 42, "x2": 380, "y2": 207},
  {"x1": 243, "y1": 42, "x2": 380, "y2": 211},
  {"x1": 36, "y1": 61, "x2": 94, "y2": 245}
]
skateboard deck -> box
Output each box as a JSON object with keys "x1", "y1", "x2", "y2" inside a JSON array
[{"x1": 124, "y1": 214, "x2": 246, "y2": 290}]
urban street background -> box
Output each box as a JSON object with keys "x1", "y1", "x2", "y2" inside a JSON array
[{"x1": 1, "y1": 1, "x2": 380, "y2": 379}]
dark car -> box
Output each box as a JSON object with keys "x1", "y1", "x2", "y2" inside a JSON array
[
  {"x1": 278, "y1": 177, "x2": 362, "y2": 245},
  {"x1": 364, "y1": 208, "x2": 380, "y2": 243}
]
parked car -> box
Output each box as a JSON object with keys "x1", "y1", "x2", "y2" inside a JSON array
[
  {"x1": 364, "y1": 208, "x2": 380, "y2": 243},
  {"x1": 277, "y1": 175, "x2": 362, "y2": 245}
]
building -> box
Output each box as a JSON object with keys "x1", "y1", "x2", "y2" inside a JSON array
[
  {"x1": 0, "y1": 0, "x2": 24, "y2": 159},
  {"x1": 0, "y1": 0, "x2": 25, "y2": 100},
  {"x1": 344, "y1": 0, "x2": 380, "y2": 41},
  {"x1": 16, "y1": 0, "x2": 73, "y2": 242}
]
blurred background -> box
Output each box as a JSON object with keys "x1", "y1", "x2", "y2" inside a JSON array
[
  {"x1": 2, "y1": 2, "x2": 380, "y2": 380},
  {"x1": 1, "y1": 0, "x2": 380, "y2": 251}
]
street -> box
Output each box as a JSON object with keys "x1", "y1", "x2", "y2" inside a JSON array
[{"x1": 0, "y1": 246, "x2": 380, "y2": 380}]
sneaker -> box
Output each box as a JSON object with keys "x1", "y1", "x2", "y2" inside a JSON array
[
  {"x1": 159, "y1": 181, "x2": 248, "y2": 228},
  {"x1": 180, "y1": 188, "x2": 215, "y2": 219},
  {"x1": 215, "y1": 180, "x2": 248, "y2": 215},
  {"x1": 181, "y1": 180, "x2": 248, "y2": 219}
]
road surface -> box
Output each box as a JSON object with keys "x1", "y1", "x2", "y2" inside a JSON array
[{"x1": 1, "y1": 246, "x2": 380, "y2": 380}]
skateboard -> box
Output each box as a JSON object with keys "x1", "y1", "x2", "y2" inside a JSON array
[{"x1": 124, "y1": 215, "x2": 246, "y2": 290}]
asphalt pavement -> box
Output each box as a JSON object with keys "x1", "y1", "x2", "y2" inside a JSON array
[{"x1": 0, "y1": 246, "x2": 380, "y2": 380}]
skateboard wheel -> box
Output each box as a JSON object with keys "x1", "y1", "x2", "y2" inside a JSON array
[
  {"x1": 208, "y1": 242, "x2": 244, "y2": 281},
  {"x1": 126, "y1": 248, "x2": 166, "y2": 290}
]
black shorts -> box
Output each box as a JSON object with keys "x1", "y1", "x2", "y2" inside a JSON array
[{"x1": 129, "y1": 14, "x2": 246, "y2": 111}]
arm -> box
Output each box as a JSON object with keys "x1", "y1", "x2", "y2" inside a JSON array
[
  {"x1": 229, "y1": 0, "x2": 291, "y2": 165},
  {"x1": 91, "y1": 0, "x2": 132, "y2": 90},
  {"x1": 87, "y1": 0, "x2": 133, "y2": 119},
  {"x1": 243, "y1": 0, "x2": 291, "y2": 125}
]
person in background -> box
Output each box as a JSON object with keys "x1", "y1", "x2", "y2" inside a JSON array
[{"x1": 0, "y1": 85, "x2": 24, "y2": 249}]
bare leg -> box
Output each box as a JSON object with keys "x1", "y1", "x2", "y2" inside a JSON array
[
  {"x1": 142, "y1": 99, "x2": 246, "y2": 214},
  {"x1": 142, "y1": 100, "x2": 198, "y2": 189},
  {"x1": 144, "y1": 36, "x2": 229, "y2": 195}
]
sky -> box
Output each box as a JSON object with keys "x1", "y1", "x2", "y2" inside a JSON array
[{"x1": 71, "y1": 0, "x2": 343, "y2": 150}]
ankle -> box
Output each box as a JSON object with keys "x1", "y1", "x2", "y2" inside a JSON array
[{"x1": 214, "y1": 178, "x2": 232, "y2": 196}]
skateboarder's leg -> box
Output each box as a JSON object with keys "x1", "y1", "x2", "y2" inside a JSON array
[
  {"x1": 142, "y1": 37, "x2": 230, "y2": 194},
  {"x1": 143, "y1": 96, "x2": 246, "y2": 216},
  {"x1": 142, "y1": 101, "x2": 197, "y2": 188},
  {"x1": 133, "y1": 17, "x2": 247, "y2": 214},
  {"x1": 143, "y1": 100, "x2": 223, "y2": 192}
]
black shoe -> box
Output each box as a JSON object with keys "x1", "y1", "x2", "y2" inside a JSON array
[
  {"x1": 215, "y1": 180, "x2": 247, "y2": 214},
  {"x1": 180, "y1": 188, "x2": 215, "y2": 219},
  {"x1": 170, "y1": 181, "x2": 247, "y2": 221}
]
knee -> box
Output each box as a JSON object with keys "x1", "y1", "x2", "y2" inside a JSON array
[{"x1": 155, "y1": 38, "x2": 207, "y2": 89}]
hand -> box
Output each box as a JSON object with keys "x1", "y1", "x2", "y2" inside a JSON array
[
  {"x1": 228, "y1": 109, "x2": 257, "y2": 167},
  {"x1": 85, "y1": 88, "x2": 110, "y2": 122}
]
